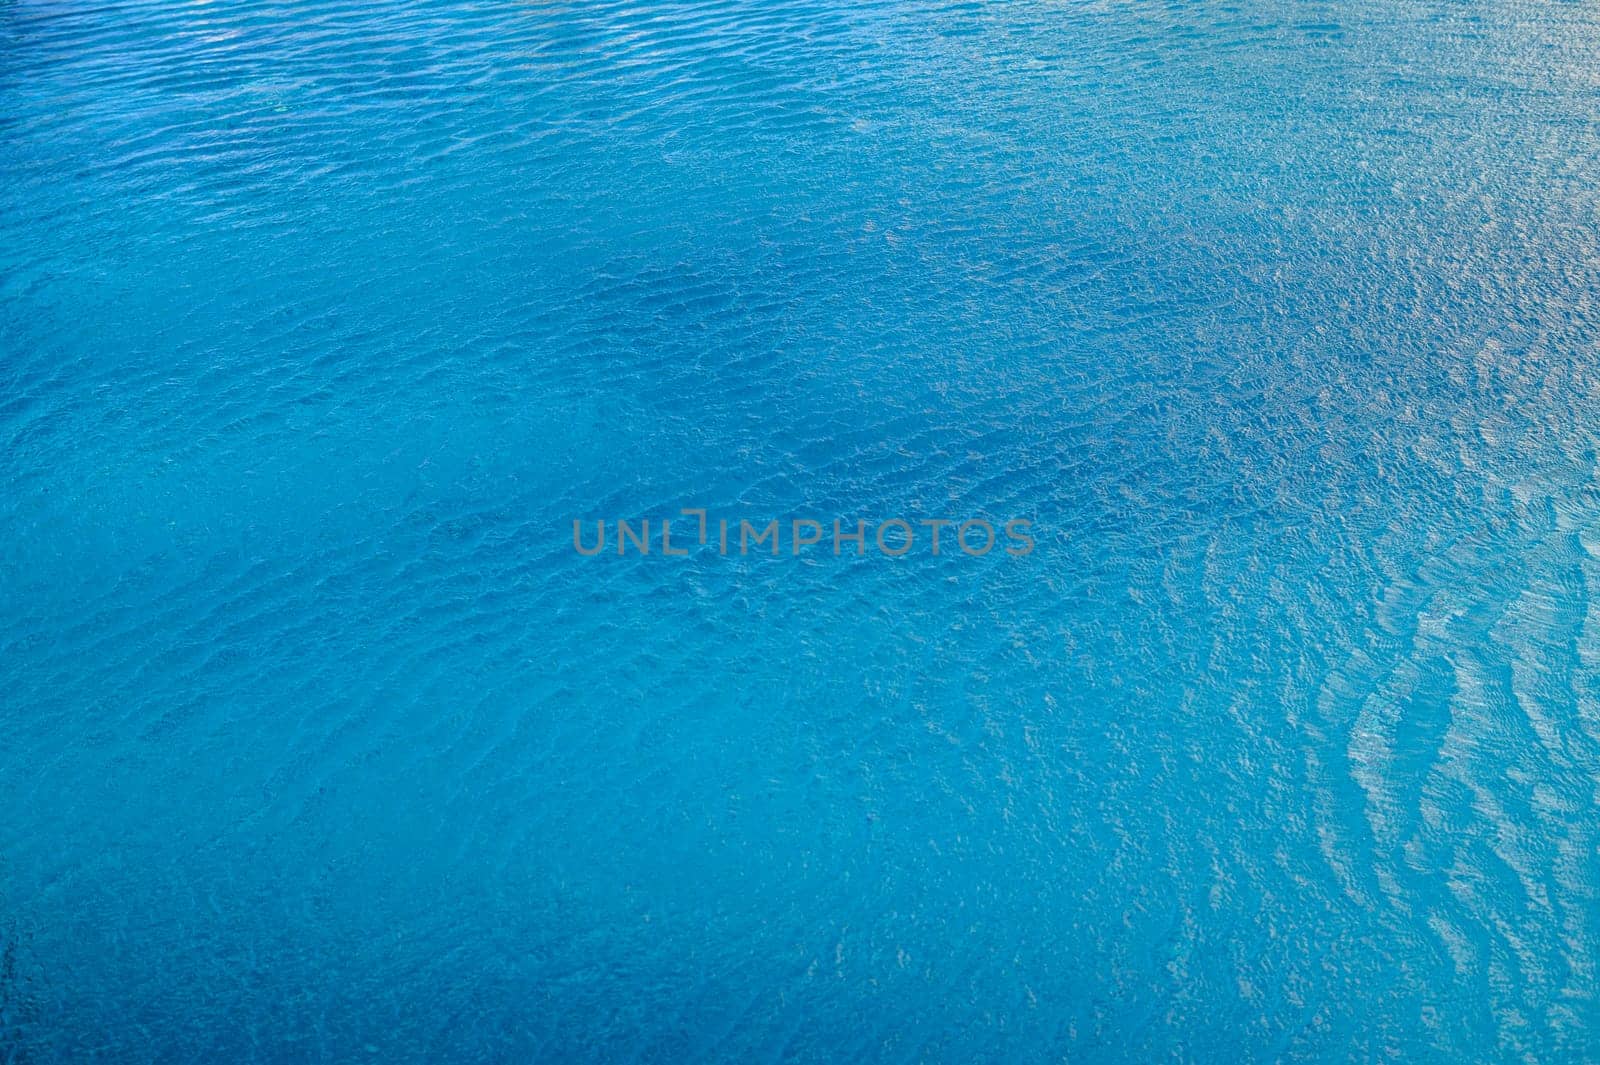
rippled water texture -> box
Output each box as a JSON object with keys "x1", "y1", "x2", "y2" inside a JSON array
[{"x1": 5, "y1": 0, "x2": 1600, "y2": 1060}]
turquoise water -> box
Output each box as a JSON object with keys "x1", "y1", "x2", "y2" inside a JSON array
[{"x1": 5, "y1": 0, "x2": 1600, "y2": 1060}]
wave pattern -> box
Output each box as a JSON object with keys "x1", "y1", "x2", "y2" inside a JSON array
[{"x1": 5, "y1": 0, "x2": 1600, "y2": 1060}]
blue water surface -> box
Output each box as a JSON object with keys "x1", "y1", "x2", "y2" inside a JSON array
[{"x1": 5, "y1": 0, "x2": 1600, "y2": 1060}]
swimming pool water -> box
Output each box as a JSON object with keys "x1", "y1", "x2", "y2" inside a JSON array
[{"x1": 4, "y1": 0, "x2": 1600, "y2": 1060}]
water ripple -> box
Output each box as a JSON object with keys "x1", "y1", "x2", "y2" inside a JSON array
[{"x1": 5, "y1": 0, "x2": 1600, "y2": 1060}]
